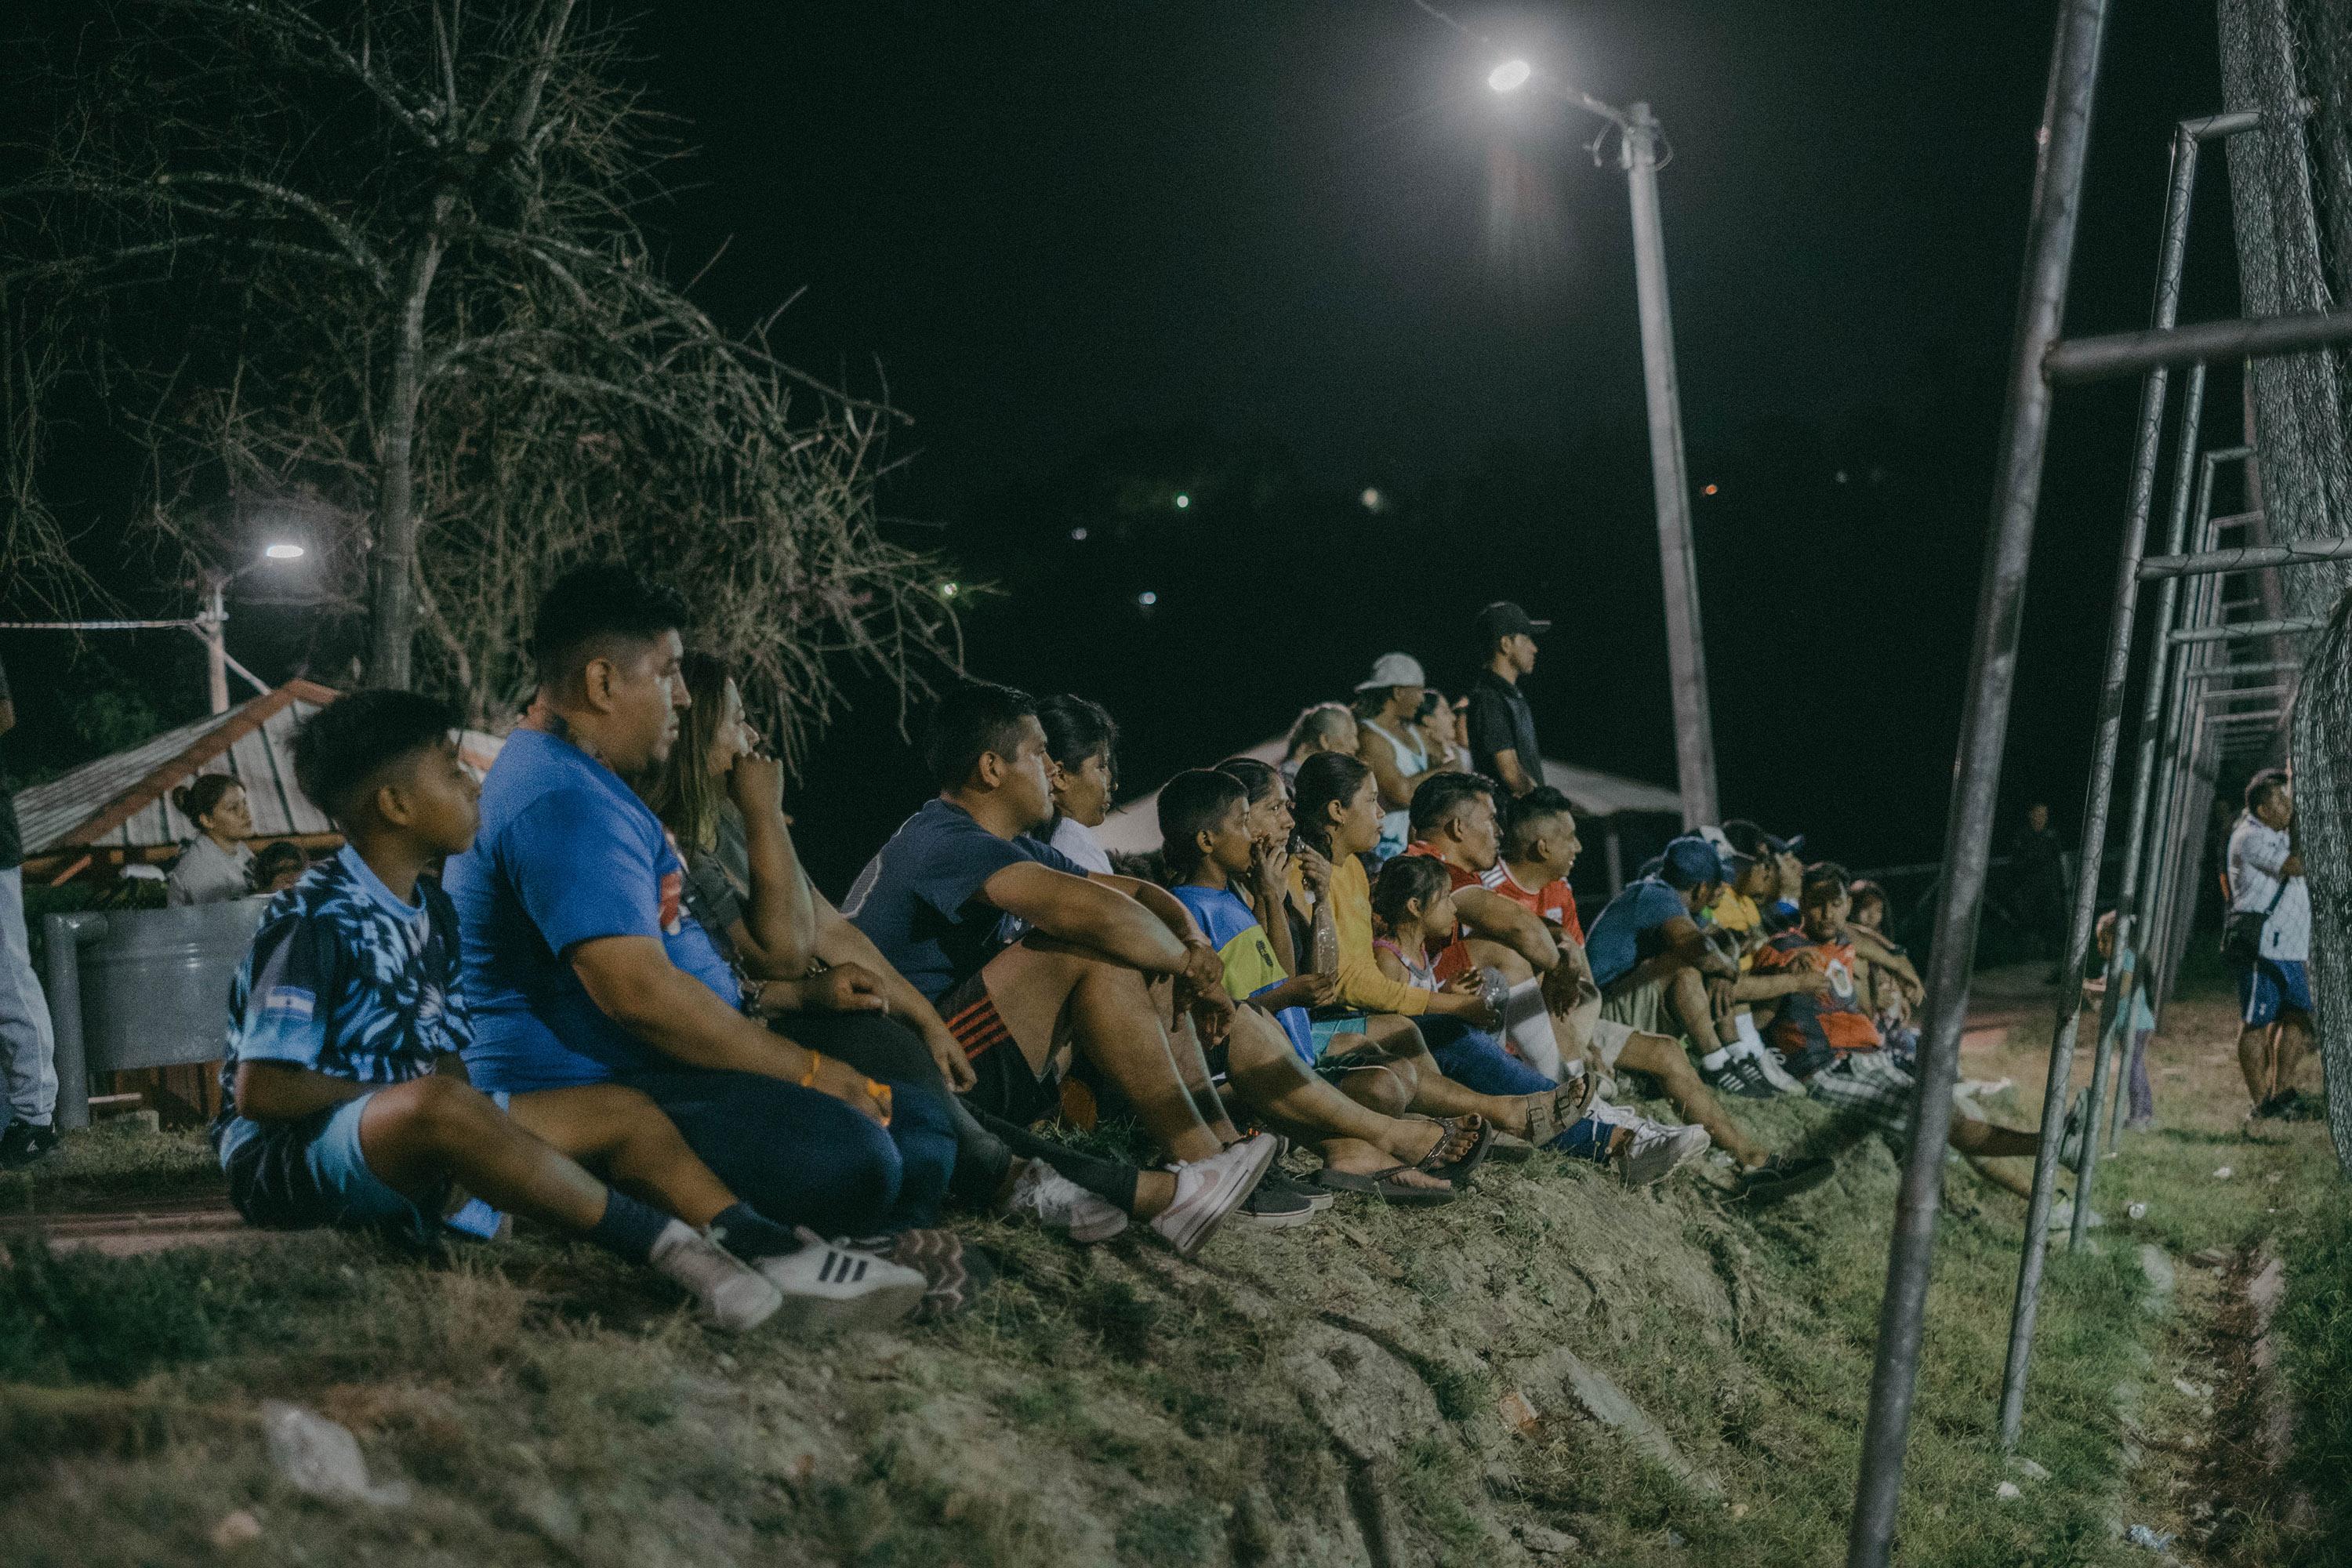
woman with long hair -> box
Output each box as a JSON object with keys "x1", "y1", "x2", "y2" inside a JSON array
[
  {"x1": 1036, "y1": 694, "x2": 1119, "y2": 873},
  {"x1": 641, "y1": 655, "x2": 1154, "y2": 1254},
  {"x1": 167, "y1": 775, "x2": 257, "y2": 905},
  {"x1": 1290, "y1": 753, "x2": 1690, "y2": 1182}
]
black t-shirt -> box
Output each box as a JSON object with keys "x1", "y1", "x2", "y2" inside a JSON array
[
  {"x1": 0, "y1": 657, "x2": 20, "y2": 870},
  {"x1": 1466, "y1": 670, "x2": 1541, "y2": 790}
]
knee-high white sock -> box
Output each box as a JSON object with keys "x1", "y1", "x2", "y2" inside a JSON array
[{"x1": 1503, "y1": 978, "x2": 1563, "y2": 1080}]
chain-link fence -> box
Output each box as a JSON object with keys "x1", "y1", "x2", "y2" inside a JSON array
[{"x1": 2219, "y1": 0, "x2": 2352, "y2": 1171}]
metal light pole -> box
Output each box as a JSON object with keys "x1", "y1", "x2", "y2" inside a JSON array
[
  {"x1": 1491, "y1": 64, "x2": 1720, "y2": 827},
  {"x1": 0, "y1": 546, "x2": 304, "y2": 715}
]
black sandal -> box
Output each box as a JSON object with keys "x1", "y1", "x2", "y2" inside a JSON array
[
  {"x1": 1316, "y1": 1167, "x2": 1456, "y2": 1206},
  {"x1": 1415, "y1": 1115, "x2": 1494, "y2": 1185}
]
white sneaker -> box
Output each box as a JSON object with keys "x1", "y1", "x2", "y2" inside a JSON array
[
  {"x1": 648, "y1": 1221, "x2": 784, "y2": 1332},
  {"x1": 1732, "y1": 1036, "x2": 1806, "y2": 1095},
  {"x1": 998, "y1": 1161, "x2": 1129, "y2": 1243},
  {"x1": 1151, "y1": 1132, "x2": 1277, "y2": 1258},
  {"x1": 752, "y1": 1229, "x2": 928, "y2": 1333},
  {"x1": 1615, "y1": 1120, "x2": 1711, "y2": 1188}
]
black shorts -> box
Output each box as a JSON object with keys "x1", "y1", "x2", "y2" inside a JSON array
[{"x1": 937, "y1": 968, "x2": 1059, "y2": 1127}]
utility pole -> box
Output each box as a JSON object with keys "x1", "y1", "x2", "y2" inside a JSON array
[
  {"x1": 199, "y1": 572, "x2": 230, "y2": 716},
  {"x1": 1622, "y1": 101, "x2": 1719, "y2": 827}
]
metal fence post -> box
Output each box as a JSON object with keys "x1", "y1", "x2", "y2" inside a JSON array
[
  {"x1": 1844, "y1": 2, "x2": 2111, "y2": 1560},
  {"x1": 2104, "y1": 361, "x2": 2209, "y2": 1150}
]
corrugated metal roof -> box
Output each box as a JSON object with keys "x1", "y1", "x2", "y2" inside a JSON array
[
  {"x1": 15, "y1": 681, "x2": 510, "y2": 860},
  {"x1": 1092, "y1": 736, "x2": 1682, "y2": 856}
]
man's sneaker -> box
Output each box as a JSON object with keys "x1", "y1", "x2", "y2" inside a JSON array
[
  {"x1": 996, "y1": 1162, "x2": 1129, "y2": 1243},
  {"x1": 1731, "y1": 1039, "x2": 1806, "y2": 1095},
  {"x1": 1733, "y1": 1152, "x2": 1837, "y2": 1206},
  {"x1": 1269, "y1": 1165, "x2": 1336, "y2": 1212},
  {"x1": 2059, "y1": 1090, "x2": 2089, "y2": 1167},
  {"x1": 1234, "y1": 1167, "x2": 1321, "y2": 1229},
  {"x1": 751, "y1": 1229, "x2": 928, "y2": 1332},
  {"x1": 1700, "y1": 1056, "x2": 1778, "y2": 1101},
  {"x1": 1151, "y1": 1132, "x2": 1276, "y2": 1258},
  {"x1": 0, "y1": 1120, "x2": 60, "y2": 1170},
  {"x1": 648, "y1": 1221, "x2": 785, "y2": 1332},
  {"x1": 1615, "y1": 1120, "x2": 1711, "y2": 1188}
]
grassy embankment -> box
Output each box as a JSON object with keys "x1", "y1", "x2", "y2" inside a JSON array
[{"x1": 0, "y1": 980, "x2": 2340, "y2": 1566}]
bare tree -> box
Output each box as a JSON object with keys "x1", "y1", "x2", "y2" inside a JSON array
[{"x1": 3, "y1": 0, "x2": 961, "y2": 748}]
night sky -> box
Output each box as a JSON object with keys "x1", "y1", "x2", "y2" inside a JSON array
[{"x1": 4, "y1": 1, "x2": 2261, "y2": 909}]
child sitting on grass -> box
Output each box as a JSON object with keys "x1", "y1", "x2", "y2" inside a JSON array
[{"x1": 213, "y1": 690, "x2": 922, "y2": 1334}]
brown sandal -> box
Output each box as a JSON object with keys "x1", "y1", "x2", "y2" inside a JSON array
[{"x1": 1520, "y1": 1076, "x2": 1595, "y2": 1147}]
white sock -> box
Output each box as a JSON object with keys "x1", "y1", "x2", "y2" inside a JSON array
[
  {"x1": 1699, "y1": 1047, "x2": 1730, "y2": 1070},
  {"x1": 1503, "y1": 978, "x2": 1563, "y2": 1080},
  {"x1": 1733, "y1": 1013, "x2": 1768, "y2": 1055}
]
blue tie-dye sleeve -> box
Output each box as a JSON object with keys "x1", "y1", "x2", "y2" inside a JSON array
[{"x1": 230, "y1": 906, "x2": 342, "y2": 1071}]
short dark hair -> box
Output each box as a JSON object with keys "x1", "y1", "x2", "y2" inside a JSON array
[
  {"x1": 1407, "y1": 771, "x2": 1491, "y2": 841},
  {"x1": 924, "y1": 681, "x2": 1036, "y2": 790},
  {"x1": 1847, "y1": 877, "x2": 1888, "y2": 919},
  {"x1": 249, "y1": 841, "x2": 307, "y2": 885},
  {"x1": 1371, "y1": 853, "x2": 1450, "y2": 929},
  {"x1": 1502, "y1": 786, "x2": 1576, "y2": 859},
  {"x1": 532, "y1": 564, "x2": 691, "y2": 688},
  {"x1": 1294, "y1": 751, "x2": 1373, "y2": 853},
  {"x1": 1037, "y1": 694, "x2": 1119, "y2": 772},
  {"x1": 2245, "y1": 768, "x2": 2289, "y2": 814},
  {"x1": 1799, "y1": 860, "x2": 1853, "y2": 907},
  {"x1": 1157, "y1": 769, "x2": 1248, "y2": 876},
  {"x1": 293, "y1": 689, "x2": 461, "y2": 826},
  {"x1": 1215, "y1": 756, "x2": 1282, "y2": 805}
]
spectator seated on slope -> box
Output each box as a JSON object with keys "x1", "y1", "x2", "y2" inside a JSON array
[
  {"x1": 1158, "y1": 769, "x2": 1475, "y2": 1205},
  {"x1": 1281, "y1": 702, "x2": 1360, "y2": 790},
  {"x1": 842, "y1": 682, "x2": 1277, "y2": 1255},
  {"x1": 639, "y1": 652, "x2": 1147, "y2": 1263},
  {"x1": 1753, "y1": 863, "x2": 2071, "y2": 1200}
]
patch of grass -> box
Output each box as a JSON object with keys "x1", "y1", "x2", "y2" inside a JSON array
[
  {"x1": 1113, "y1": 1500, "x2": 1212, "y2": 1565},
  {"x1": 2278, "y1": 1188, "x2": 2352, "y2": 1566}
]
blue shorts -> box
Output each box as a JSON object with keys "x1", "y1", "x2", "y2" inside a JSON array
[
  {"x1": 1308, "y1": 1014, "x2": 1372, "y2": 1060},
  {"x1": 2238, "y1": 958, "x2": 2311, "y2": 1027},
  {"x1": 218, "y1": 1087, "x2": 510, "y2": 1242}
]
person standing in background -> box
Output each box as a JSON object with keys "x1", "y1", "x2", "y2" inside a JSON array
[
  {"x1": 1465, "y1": 602, "x2": 1548, "y2": 799},
  {"x1": 2010, "y1": 801, "x2": 2069, "y2": 981},
  {"x1": 0, "y1": 655, "x2": 60, "y2": 1168}
]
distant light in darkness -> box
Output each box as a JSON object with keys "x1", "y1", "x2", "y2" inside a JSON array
[
  {"x1": 1138, "y1": 590, "x2": 1158, "y2": 607},
  {"x1": 1360, "y1": 487, "x2": 1384, "y2": 511},
  {"x1": 1174, "y1": 493, "x2": 1190, "y2": 510},
  {"x1": 263, "y1": 543, "x2": 306, "y2": 560},
  {"x1": 1701, "y1": 484, "x2": 1718, "y2": 497},
  {"x1": 939, "y1": 580, "x2": 961, "y2": 599},
  {"x1": 1488, "y1": 59, "x2": 1532, "y2": 93},
  {"x1": 1069, "y1": 527, "x2": 1089, "y2": 541},
  {"x1": 1835, "y1": 470, "x2": 1849, "y2": 485}
]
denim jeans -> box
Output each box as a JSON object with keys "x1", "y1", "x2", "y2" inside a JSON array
[
  {"x1": 1419, "y1": 1016, "x2": 1610, "y2": 1162},
  {"x1": 620, "y1": 1033, "x2": 956, "y2": 1240},
  {"x1": 0, "y1": 866, "x2": 56, "y2": 1128}
]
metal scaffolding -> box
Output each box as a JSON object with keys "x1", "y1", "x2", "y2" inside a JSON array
[{"x1": 1842, "y1": 1, "x2": 2328, "y2": 1558}]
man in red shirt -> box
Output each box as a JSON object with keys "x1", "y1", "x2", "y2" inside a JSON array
[{"x1": 1410, "y1": 777, "x2": 1829, "y2": 1203}]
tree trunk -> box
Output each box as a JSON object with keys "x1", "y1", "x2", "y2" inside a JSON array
[{"x1": 364, "y1": 191, "x2": 454, "y2": 690}]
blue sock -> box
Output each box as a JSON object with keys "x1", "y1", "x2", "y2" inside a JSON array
[
  {"x1": 586, "y1": 1190, "x2": 674, "y2": 1263},
  {"x1": 710, "y1": 1201, "x2": 800, "y2": 1261}
]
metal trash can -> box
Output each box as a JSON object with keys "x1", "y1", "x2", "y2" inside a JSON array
[{"x1": 44, "y1": 897, "x2": 270, "y2": 1130}]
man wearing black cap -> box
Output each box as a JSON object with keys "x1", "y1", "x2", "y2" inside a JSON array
[{"x1": 1466, "y1": 601, "x2": 1548, "y2": 798}]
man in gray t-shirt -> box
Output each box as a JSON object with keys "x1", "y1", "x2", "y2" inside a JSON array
[{"x1": 0, "y1": 655, "x2": 60, "y2": 1167}]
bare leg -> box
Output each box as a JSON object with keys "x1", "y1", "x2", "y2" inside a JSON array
[
  {"x1": 1223, "y1": 1010, "x2": 1447, "y2": 1182},
  {"x1": 1949, "y1": 1118, "x2": 2038, "y2": 1160},
  {"x1": 505, "y1": 1083, "x2": 735, "y2": 1225},
  {"x1": 980, "y1": 942, "x2": 1224, "y2": 1165},
  {"x1": 1324, "y1": 1014, "x2": 1566, "y2": 1139},
  {"x1": 1665, "y1": 965, "x2": 1725, "y2": 1054},
  {"x1": 1614, "y1": 1032, "x2": 1767, "y2": 1167},
  {"x1": 1165, "y1": 1002, "x2": 1244, "y2": 1144},
  {"x1": 358, "y1": 1076, "x2": 612, "y2": 1232},
  {"x1": 2237, "y1": 1022, "x2": 2276, "y2": 1105},
  {"x1": 2276, "y1": 1012, "x2": 2314, "y2": 1094}
]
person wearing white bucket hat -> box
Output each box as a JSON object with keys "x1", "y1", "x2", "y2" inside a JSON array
[{"x1": 1351, "y1": 653, "x2": 1440, "y2": 862}]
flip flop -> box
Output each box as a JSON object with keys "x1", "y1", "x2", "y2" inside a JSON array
[
  {"x1": 1416, "y1": 1115, "x2": 1495, "y2": 1185},
  {"x1": 1315, "y1": 1167, "x2": 1456, "y2": 1206}
]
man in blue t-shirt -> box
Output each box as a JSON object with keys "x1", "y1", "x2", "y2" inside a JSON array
[
  {"x1": 1586, "y1": 835, "x2": 1746, "y2": 1064},
  {"x1": 845, "y1": 683, "x2": 1277, "y2": 1240},
  {"x1": 448, "y1": 566, "x2": 953, "y2": 1243}
]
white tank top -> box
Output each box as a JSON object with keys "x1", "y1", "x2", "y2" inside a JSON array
[{"x1": 1360, "y1": 719, "x2": 1428, "y2": 859}]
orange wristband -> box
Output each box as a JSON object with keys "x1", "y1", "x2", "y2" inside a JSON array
[{"x1": 800, "y1": 1051, "x2": 824, "y2": 1087}]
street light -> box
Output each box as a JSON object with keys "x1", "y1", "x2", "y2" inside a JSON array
[
  {"x1": 1486, "y1": 57, "x2": 1720, "y2": 827},
  {"x1": 0, "y1": 543, "x2": 304, "y2": 715}
]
